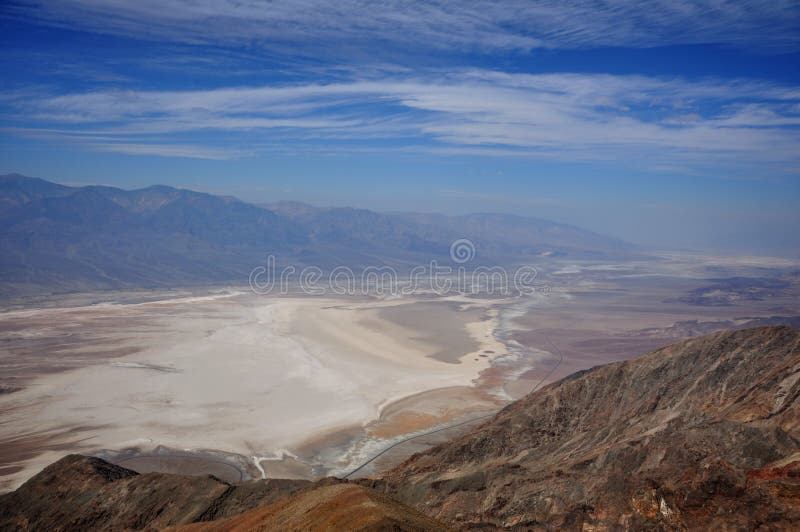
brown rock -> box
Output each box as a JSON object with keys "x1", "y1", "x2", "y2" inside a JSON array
[
  {"x1": 171, "y1": 483, "x2": 449, "y2": 531},
  {"x1": 0, "y1": 455, "x2": 311, "y2": 531},
  {"x1": 373, "y1": 326, "x2": 800, "y2": 530}
]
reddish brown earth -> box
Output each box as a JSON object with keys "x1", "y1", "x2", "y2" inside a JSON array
[
  {"x1": 1, "y1": 326, "x2": 798, "y2": 531},
  {"x1": 170, "y1": 483, "x2": 448, "y2": 531}
]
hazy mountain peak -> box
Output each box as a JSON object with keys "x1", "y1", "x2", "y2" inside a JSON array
[
  {"x1": 0, "y1": 175, "x2": 638, "y2": 297},
  {"x1": 0, "y1": 174, "x2": 73, "y2": 212}
]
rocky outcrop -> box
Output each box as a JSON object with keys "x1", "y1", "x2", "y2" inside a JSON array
[
  {"x1": 0, "y1": 455, "x2": 445, "y2": 531},
  {"x1": 369, "y1": 326, "x2": 800, "y2": 529},
  {"x1": 0, "y1": 455, "x2": 312, "y2": 531}
]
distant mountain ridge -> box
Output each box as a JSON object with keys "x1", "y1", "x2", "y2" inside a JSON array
[{"x1": 0, "y1": 174, "x2": 637, "y2": 297}]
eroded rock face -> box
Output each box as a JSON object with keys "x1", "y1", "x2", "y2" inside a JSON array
[{"x1": 371, "y1": 326, "x2": 800, "y2": 530}]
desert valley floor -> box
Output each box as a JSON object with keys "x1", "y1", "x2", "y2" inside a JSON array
[{"x1": 1, "y1": 252, "x2": 799, "y2": 492}]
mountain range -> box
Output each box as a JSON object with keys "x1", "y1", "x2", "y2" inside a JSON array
[
  {"x1": 1, "y1": 326, "x2": 798, "y2": 530},
  {"x1": 0, "y1": 174, "x2": 636, "y2": 298}
]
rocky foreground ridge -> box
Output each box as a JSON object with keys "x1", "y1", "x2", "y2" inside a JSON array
[
  {"x1": 1, "y1": 326, "x2": 798, "y2": 531},
  {"x1": 371, "y1": 325, "x2": 800, "y2": 529},
  {"x1": 0, "y1": 456, "x2": 445, "y2": 531}
]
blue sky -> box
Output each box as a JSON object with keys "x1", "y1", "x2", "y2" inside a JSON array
[{"x1": 1, "y1": 1, "x2": 799, "y2": 255}]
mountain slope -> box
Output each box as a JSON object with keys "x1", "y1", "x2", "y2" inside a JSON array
[
  {"x1": 0, "y1": 455, "x2": 313, "y2": 531},
  {"x1": 0, "y1": 175, "x2": 307, "y2": 296},
  {"x1": 369, "y1": 326, "x2": 800, "y2": 529},
  {"x1": 0, "y1": 455, "x2": 445, "y2": 532},
  {"x1": 393, "y1": 211, "x2": 635, "y2": 259},
  {"x1": 266, "y1": 202, "x2": 635, "y2": 261},
  {"x1": 1, "y1": 174, "x2": 638, "y2": 297},
  {"x1": 0, "y1": 174, "x2": 73, "y2": 212},
  {"x1": 171, "y1": 483, "x2": 448, "y2": 532}
]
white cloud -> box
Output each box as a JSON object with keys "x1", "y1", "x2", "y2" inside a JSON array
[
  {"x1": 4, "y1": 71, "x2": 799, "y2": 171},
  {"x1": 89, "y1": 142, "x2": 251, "y2": 159},
  {"x1": 6, "y1": 1, "x2": 800, "y2": 53}
]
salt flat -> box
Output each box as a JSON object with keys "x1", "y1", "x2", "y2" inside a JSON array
[
  {"x1": 0, "y1": 291, "x2": 510, "y2": 491},
  {"x1": 4, "y1": 254, "x2": 793, "y2": 491}
]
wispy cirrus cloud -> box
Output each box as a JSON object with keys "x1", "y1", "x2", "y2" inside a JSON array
[
  {"x1": 88, "y1": 142, "x2": 253, "y2": 160},
  {"x1": 4, "y1": 0, "x2": 800, "y2": 54},
  {"x1": 3, "y1": 2, "x2": 798, "y2": 167},
  {"x1": 3, "y1": 70, "x2": 799, "y2": 171}
]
